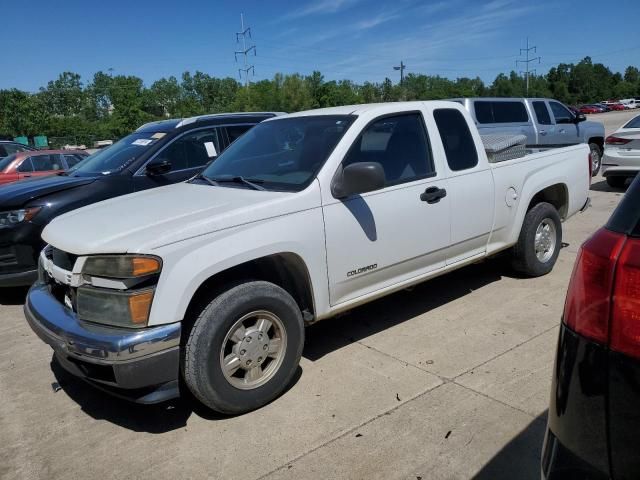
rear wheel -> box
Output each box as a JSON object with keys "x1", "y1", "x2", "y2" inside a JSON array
[
  {"x1": 183, "y1": 281, "x2": 304, "y2": 414},
  {"x1": 511, "y1": 202, "x2": 562, "y2": 277},
  {"x1": 606, "y1": 176, "x2": 627, "y2": 189},
  {"x1": 589, "y1": 143, "x2": 602, "y2": 176}
]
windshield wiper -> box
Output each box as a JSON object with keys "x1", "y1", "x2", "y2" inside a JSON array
[
  {"x1": 209, "y1": 176, "x2": 266, "y2": 191},
  {"x1": 191, "y1": 173, "x2": 219, "y2": 187}
]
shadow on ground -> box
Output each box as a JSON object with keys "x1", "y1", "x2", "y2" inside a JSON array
[
  {"x1": 0, "y1": 286, "x2": 29, "y2": 306},
  {"x1": 50, "y1": 355, "x2": 302, "y2": 432},
  {"x1": 590, "y1": 178, "x2": 630, "y2": 193},
  {"x1": 473, "y1": 412, "x2": 547, "y2": 480},
  {"x1": 304, "y1": 258, "x2": 508, "y2": 361}
]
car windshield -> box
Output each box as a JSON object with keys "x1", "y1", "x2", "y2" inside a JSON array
[
  {"x1": 69, "y1": 131, "x2": 166, "y2": 176},
  {"x1": 0, "y1": 154, "x2": 17, "y2": 172},
  {"x1": 623, "y1": 116, "x2": 640, "y2": 129},
  {"x1": 200, "y1": 115, "x2": 355, "y2": 192}
]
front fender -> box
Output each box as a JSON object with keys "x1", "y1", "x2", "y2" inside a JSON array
[{"x1": 147, "y1": 207, "x2": 328, "y2": 326}]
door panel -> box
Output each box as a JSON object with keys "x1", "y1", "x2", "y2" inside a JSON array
[
  {"x1": 324, "y1": 180, "x2": 450, "y2": 305},
  {"x1": 548, "y1": 101, "x2": 581, "y2": 145},
  {"x1": 432, "y1": 108, "x2": 494, "y2": 264}
]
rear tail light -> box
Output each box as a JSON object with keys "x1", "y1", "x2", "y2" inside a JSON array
[
  {"x1": 563, "y1": 228, "x2": 625, "y2": 343},
  {"x1": 564, "y1": 229, "x2": 640, "y2": 359},
  {"x1": 606, "y1": 135, "x2": 632, "y2": 145},
  {"x1": 588, "y1": 152, "x2": 593, "y2": 178},
  {"x1": 610, "y1": 239, "x2": 640, "y2": 358}
]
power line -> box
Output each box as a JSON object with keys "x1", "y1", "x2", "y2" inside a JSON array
[
  {"x1": 235, "y1": 13, "x2": 256, "y2": 87},
  {"x1": 516, "y1": 37, "x2": 541, "y2": 95}
]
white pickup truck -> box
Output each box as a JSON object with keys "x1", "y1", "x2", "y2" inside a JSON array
[{"x1": 25, "y1": 101, "x2": 590, "y2": 413}]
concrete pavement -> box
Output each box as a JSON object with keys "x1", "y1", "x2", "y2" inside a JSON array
[{"x1": 0, "y1": 109, "x2": 636, "y2": 480}]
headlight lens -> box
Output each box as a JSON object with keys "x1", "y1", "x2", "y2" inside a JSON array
[
  {"x1": 82, "y1": 255, "x2": 161, "y2": 278},
  {"x1": 77, "y1": 287, "x2": 154, "y2": 328},
  {"x1": 0, "y1": 207, "x2": 41, "y2": 227}
]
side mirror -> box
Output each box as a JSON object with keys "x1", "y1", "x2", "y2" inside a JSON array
[
  {"x1": 146, "y1": 159, "x2": 172, "y2": 176},
  {"x1": 332, "y1": 162, "x2": 385, "y2": 199},
  {"x1": 574, "y1": 113, "x2": 587, "y2": 123}
]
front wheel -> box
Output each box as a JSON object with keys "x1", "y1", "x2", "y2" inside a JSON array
[
  {"x1": 589, "y1": 143, "x2": 602, "y2": 176},
  {"x1": 511, "y1": 202, "x2": 562, "y2": 277},
  {"x1": 183, "y1": 281, "x2": 304, "y2": 414}
]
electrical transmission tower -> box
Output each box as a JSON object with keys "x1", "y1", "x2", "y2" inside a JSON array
[
  {"x1": 516, "y1": 37, "x2": 540, "y2": 96},
  {"x1": 235, "y1": 13, "x2": 256, "y2": 87},
  {"x1": 393, "y1": 61, "x2": 406, "y2": 85}
]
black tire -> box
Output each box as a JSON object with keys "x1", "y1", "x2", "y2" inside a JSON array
[
  {"x1": 183, "y1": 281, "x2": 304, "y2": 414},
  {"x1": 511, "y1": 202, "x2": 562, "y2": 277},
  {"x1": 606, "y1": 176, "x2": 627, "y2": 189},
  {"x1": 589, "y1": 143, "x2": 602, "y2": 176}
]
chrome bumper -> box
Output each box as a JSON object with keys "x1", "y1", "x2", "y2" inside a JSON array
[{"x1": 25, "y1": 283, "x2": 181, "y2": 403}]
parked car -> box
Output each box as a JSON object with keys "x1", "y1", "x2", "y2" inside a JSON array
[
  {"x1": 454, "y1": 97, "x2": 605, "y2": 176},
  {"x1": 620, "y1": 98, "x2": 638, "y2": 109},
  {"x1": 579, "y1": 105, "x2": 602, "y2": 114},
  {"x1": 601, "y1": 113, "x2": 640, "y2": 188},
  {"x1": 25, "y1": 101, "x2": 590, "y2": 412},
  {"x1": 0, "y1": 112, "x2": 280, "y2": 287},
  {"x1": 542, "y1": 174, "x2": 640, "y2": 480},
  {"x1": 608, "y1": 103, "x2": 626, "y2": 111},
  {"x1": 0, "y1": 149, "x2": 88, "y2": 186},
  {"x1": 596, "y1": 103, "x2": 612, "y2": 112},
  {"x1": 0, "y1": 141, "x2": 35, "y2": 158}
]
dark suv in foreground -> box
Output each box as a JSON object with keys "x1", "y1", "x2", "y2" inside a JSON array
[
  {"x1": 542, "y1": 175, "x2": 640, "y2": 479},
  {"x1": 0, "y1": 112, "x2": 281, "y2": 286}
]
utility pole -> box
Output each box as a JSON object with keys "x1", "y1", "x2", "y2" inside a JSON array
[
  {"x1": 516, "y1": 37, "x2": 540, "y2": 96},
  {"x1": 393, "y1": 61, "x2": 406, "y2": 85},
  {"x1": 235, "y1": 13, "x2": 256, "y2": 87}
]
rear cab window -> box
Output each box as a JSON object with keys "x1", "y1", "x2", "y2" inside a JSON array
[
  {"x1": 474, "y1": 101, "x2": 529, "y2": 124},
  {"x1": 434, "y1": 109, "x2": 479, "y2": 171},
  {"x1": 532, "y1": 101, "x2": 552, "y2": 125}
]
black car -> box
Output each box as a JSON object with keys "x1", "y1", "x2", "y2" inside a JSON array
[
  {"x1": 0, "y1": 112, "x2": 281, "y2": 287},
  {"x1": 542, "y1": 175, "x2": 640, "y2": 479},
  {"x1": 0, "y1": 140, "x2": 36, "y2": 158}
]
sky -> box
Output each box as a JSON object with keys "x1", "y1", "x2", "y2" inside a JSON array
[{"x1": 1, "y1": 0, "x2": 639, "y2": 91}]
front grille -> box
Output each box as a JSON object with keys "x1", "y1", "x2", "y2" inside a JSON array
[{"x1": 52, "y1": 247, "x2": 78, "y2": 271}]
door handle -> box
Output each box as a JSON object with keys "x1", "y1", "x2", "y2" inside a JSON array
[
  {"x1": 23, "y1": 175, "x2": 32, "y2": 178},
  {"x1": 420, "y1": 186, "x2": 447, "y2": 204},
  {"x1": 539, "y1": 130, "x2": 547, "y2": 136}
]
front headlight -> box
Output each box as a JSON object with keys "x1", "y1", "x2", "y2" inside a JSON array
[
  {"x1": 77, "y1": 254, "x2": 162, "y2": 328},
  {"x1": 82, "y1": 255, "x2": 161, "y2": 278},
  {"x1": 0, "y1": 207, "x2": 41, "y2": 227},
  {"x1": 77, "y1": 287, "x2": 154, "y2": 328}
]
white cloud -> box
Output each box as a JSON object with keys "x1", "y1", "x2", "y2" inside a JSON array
[{"x1": 284, "y1": 0, "x2": 362, "y2": 20}]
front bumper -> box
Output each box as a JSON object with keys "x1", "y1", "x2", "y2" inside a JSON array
[
  {"x1": 0, "y1": 221, "x2": 44, "y2": 286},
  {"x1": 25, "y1": 283, "x2": 181, "y2": 403}
]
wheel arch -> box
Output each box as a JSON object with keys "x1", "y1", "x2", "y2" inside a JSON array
[
  {"x1": 526, "y1": 183, "x2": 569, "y2": 220},
  {"x1": 182, "y1": 252, "x2": 316, "y2": 333}
]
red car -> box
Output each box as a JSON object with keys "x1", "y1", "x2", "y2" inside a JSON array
[
  {"x1": 579, "y1": 105, "x2": 601, "y2": 114},
  {"x1": 0, "y1": 149, "x2": 88, "y2": 185},
  {"x1": 609, "y1": 103, "x2": 626, "y2": 111}
]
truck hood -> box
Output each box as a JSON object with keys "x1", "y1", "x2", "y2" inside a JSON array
[
  {"x1": 43, "y1": 182, "x2": 304, "y2": 254},
  {"x1": 0, "y1": 175, "x2": 97, "y2": 208}
]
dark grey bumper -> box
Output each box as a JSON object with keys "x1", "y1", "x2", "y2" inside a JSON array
[{"x1": 25, "y1": 283, "x2": 181, "y2": 403}]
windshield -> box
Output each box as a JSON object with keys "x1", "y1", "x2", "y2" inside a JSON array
[
  {"x1": 69, "y1": 131, "x2": 166, "y2": 175},
  {"x1": 0, "y1": 154, "x2": 17, "y2": 172},
  {"x1": 623, "y1": 115, "x2": 640, "y2": 129},
  {"x1": 200, "y1": 115, "x2": 355, "y2": 191}
]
